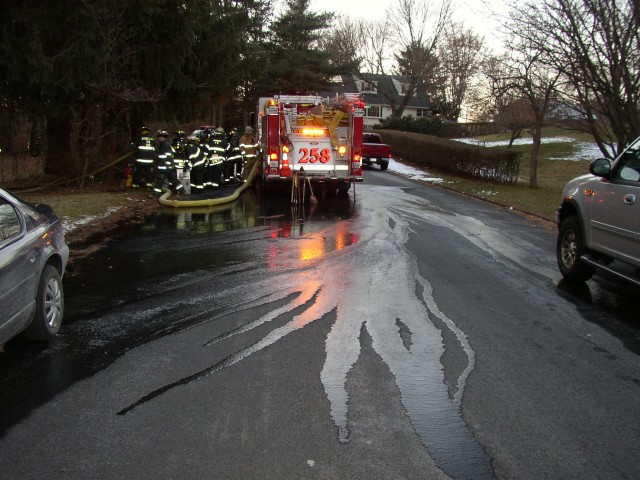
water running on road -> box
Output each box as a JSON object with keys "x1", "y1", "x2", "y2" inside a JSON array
[{"x1": 118, "y1": 184, "x2": 554, "y2": 478}]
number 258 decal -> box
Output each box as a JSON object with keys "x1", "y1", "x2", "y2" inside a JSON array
[{"x1": 299, "y1": 147, "x2": 331, "y2": 163}]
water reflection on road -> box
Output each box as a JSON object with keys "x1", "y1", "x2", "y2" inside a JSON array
[
  {"x1": 147, "y1": 189, "x2": 360, "y2": 269},
  {"x1": 116, "y1": 184, "x2": 496, "y2": 479},
  {"x1": 67, "y1": 189, "x2": 357, "y2": 295},
  {"x1": 146, "y1": 188, "x2": 355, "y2": 238},
  {"x1": 1, "y1": 188, "x2": 361, "y2": 433}
]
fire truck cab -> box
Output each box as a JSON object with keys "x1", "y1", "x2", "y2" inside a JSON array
[{"x1": 256, "y1": 94, "x2": 364, "y2": 194}]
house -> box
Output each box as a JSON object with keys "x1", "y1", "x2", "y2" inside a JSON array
[{"x1": 321, "y1": 74, "x2": 432, "y2": 129}]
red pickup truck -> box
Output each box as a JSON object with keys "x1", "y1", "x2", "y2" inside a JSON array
[{"x1": 362, "y1": 132, "x2": 392, "y2": 171}]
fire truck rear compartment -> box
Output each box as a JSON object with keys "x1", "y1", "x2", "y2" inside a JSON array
[{"x1": 258, "y1": 94, "x2": 365, "y2": 190}]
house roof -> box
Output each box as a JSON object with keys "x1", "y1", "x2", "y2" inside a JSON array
[{"x1": 321, "y1": 74, "x2": 431, "y2": 109}]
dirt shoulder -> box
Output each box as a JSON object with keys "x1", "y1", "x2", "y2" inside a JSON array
[
  {"x1": 14, "y1": 181, "x2": 161, "y2": 268},
  {"x1": 62, "y1": 193, "x2": 160, "y2": 264}
]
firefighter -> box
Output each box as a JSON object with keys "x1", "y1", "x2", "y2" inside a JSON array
[
  {"x1": 239, "y1": 126, "x2": 259, "y2": 182},
  {"x1": 172, "y1": 130, "x2": 187, "y2": 168},
  {"x1": 227, "y1": 127, "x2": 242, "y2": 181},
  {"x1": 123, "y1": 163, "x2": 134, "y2": 191},
  {"x1": 153, "y1": 130, "x2": 183, "y2": 195},
  {"x1": 201, "y1": 129, "x2": 216, "y2": 189},
  {"x1": 211, "y1": 126, "x2": 230, "y2": 185},
  {"x1": 113, "y1": 163, "x2": 134, "y2": 192},
  {"x1": 131, "y1": 125, "x2": 155, "y2": 189},
  {"x1": 186, "y1": 135, "x2": 206, "y2": 193},
  {"x1": 172, "y1": 130, "x2": 189, "y2": 192}
]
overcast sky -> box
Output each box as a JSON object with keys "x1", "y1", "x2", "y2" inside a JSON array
[{"x1": 307, "y1": 0, "x2": 507, "y2": 51}]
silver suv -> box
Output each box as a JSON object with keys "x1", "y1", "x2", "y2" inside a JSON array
[{"x1": 556, "y1": 135, "x2": 640, "y2": 286}]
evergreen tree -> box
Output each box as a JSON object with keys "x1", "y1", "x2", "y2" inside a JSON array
[
  {"x1": 318, "y1": 16, "x2": 363, "y2": 73},
  {"x1": 0, "y1": 0, "x2": 272, "y2": 176},
  {"x1": 260, "y1": 0, "x2": 349, "y2": 95}
]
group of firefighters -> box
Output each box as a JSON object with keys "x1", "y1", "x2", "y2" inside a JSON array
[{"x1": 130, "y1": 125, "x2": 259, "y2": 195}]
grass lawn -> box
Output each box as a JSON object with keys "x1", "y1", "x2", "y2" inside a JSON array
[{"x1": 423, "y1": 128, "x2": 599, "y2": 221}]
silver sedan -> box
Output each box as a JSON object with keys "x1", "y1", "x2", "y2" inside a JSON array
[{"x1": 0, "y1": 187, "x2": 69, "y2": 346}]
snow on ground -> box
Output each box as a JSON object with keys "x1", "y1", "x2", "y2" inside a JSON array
[
  {"x1": 549, "y1": 141, "x2": 603, "y2": 161},
  {"x1": 453, "y1": 136, "x2": 601, "y2": 161},
  {"x1": 386, "y1": 159, "x2": 445, "y2": 184},
  {"x1": 454, "y1": 136, "x2": 577, "y2": 148},
  {"x1": 386, "y1": 135, "x2": 603, "y2": 185},
  {"x1": 62, "y1": 205, "x2": 124, "y2": 235}
]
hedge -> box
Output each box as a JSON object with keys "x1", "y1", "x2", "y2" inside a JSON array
[
  {"x1": 377, "y1": 129, "x2": 521, "y2": 184},
  {"x1": 375, "y1": 115, "x2": 442, "y2": 135}
]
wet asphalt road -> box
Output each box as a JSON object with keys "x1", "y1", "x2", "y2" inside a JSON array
[{"x1": 1, "y1": 168, "x2": 639, "y2": 479}]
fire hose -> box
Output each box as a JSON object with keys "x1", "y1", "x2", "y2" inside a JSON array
[{"x1": 158, "y1": 160, "x2": 258, "y2": 208}]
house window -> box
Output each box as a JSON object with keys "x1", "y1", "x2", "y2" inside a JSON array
[
  {"x1": 366, "y1": 106, "x2": 381, "y2": 118},
  {"x1": 416, "y1": 109, "x2": 428, "y2": 117},
  {"x1": 359, "y1": 81, "x2": 378, "y2": 93}
]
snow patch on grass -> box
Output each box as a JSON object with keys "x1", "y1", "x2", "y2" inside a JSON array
[
  {"x1": 62, "y1": 205, "x2": 124, "y2": 233},
  {"x1": 453, "y1": 136, "x2": 602, "y2": 161}
]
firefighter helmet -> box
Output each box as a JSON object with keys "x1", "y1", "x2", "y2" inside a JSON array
[
  {"x1": 140, "y1": 125, "x2": 149, "y2": 134},
  {"x1": 156, "y1": 130, "x2": 169, "y2": 138},
  {"x1": 244, "y1": 126, "x2": 253, "y2": 133},
  {"x1": 187, "y1": 135, "x2": 200, "y2": 144},
  {"x1": 215, "y1": 126, "x2": 225, "y2": 134}
]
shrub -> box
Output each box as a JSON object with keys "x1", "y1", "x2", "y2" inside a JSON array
[
  {"x1": 378, "y1": 129, "x2": 521, "y2": 184},
  {"x1": 375, "y1": 115, "x2": 442, "y2": 135},
  {"x1": 437, "y1": 122, "x2": 502, "y2": 138}
]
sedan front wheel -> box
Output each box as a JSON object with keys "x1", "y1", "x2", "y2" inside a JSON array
[{"x1": 24, "y1": 265, "x2": 64, "y2": 341}]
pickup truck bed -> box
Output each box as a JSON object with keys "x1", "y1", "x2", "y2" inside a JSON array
[{"x1": 362, "y1": 132, "x2": 391, "y2": 171}]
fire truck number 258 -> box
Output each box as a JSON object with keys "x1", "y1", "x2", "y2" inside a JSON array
[{"x1": 298, "y1": 147, "x2": 331, "y2": 164}]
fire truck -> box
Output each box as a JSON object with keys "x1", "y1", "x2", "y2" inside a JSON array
[{"x1": 256, "y1": 94, "x2": 364, "y2": 194}]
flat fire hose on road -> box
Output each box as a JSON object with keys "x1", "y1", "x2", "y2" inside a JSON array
[{"x1": 157, "y1": 160, "x2": 258, "y2": 208}]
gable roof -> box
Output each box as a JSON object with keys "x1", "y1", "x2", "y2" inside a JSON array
[{"x1": 321, "y1": 74, "x2": 431, "y2": 109}]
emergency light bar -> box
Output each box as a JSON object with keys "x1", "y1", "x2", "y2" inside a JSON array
[{"x1": 300, "y1": 128, "x2": 326, "y2": 136}]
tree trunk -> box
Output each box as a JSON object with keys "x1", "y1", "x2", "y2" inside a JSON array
[
  {"x1": 45, "y1": 109, "x2": 74, "y2": 176},
  {"x1": 529, "y1": 123, "x2": 543, "y2": 188}
]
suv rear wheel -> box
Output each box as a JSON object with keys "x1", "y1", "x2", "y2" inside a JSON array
[{"x1": 557, "y1": 215, "x2": 596, "y2": 282}]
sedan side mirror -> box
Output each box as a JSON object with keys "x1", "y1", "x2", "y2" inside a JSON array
[{"x1": 589, "y1": 157, "x2": 611, "y2": 177}]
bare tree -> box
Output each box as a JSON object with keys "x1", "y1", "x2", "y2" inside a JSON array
[
  {"x1": 354, "y1": 0, "x2": 452, "y2": 117},
  {"x1": 462, "y1": 87, "x2": 494, "y2": 122},
  {"x1": 391, "y1": 0, "x2": 453, "y2": 117},
  {"x1": 358, "y1": 18, "x2": 394, "y2": 75},
  {"x1": 485, "y1": 36, "x2": 561, "y2": 188},
  {"x1": 480, "y1": 55, "x2": 515, "y2": 118},
  {"x1": 503, "y1": 0, "x2": 640, "y2": 157},
  {"x1": 430, "y1": 22, "x2": 484, "y2": 120},
  {"x1": 463, "y1": 54, "x2": 505, "y2": 123},
  {"x1": 495, "y1": 99, "x2": 536, "y2": 147}
]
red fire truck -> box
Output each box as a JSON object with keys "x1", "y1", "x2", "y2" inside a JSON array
[{"x1": 256, "y1": 94, "x2": 364, "y2": 194}]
